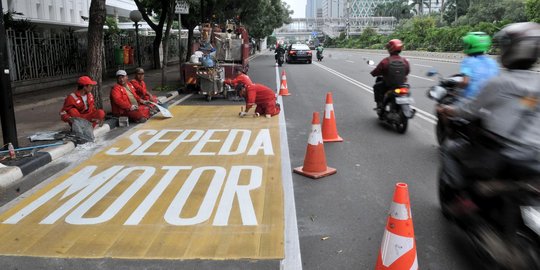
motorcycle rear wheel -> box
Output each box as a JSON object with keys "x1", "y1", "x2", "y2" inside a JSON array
[
  {"x1": 395, "y1": 111, "x2": 408, "y2": 134},
  {"x1": 436, "y1": 118, "x2": 446, "y2": 145},
  {"x1": 438, "y1": 167, "x2": 454, "y2": 220}
]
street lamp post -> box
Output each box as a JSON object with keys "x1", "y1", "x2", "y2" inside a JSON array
[{"x1": 129, "y1": 10, "x2": 143, "y2": 67}]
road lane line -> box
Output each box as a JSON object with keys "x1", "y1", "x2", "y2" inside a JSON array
[
  {"x1": 169, "y1": 93, "x2": 193, "y2": 106},
  {"x1": 413, "y1": 64, "x2": 433, "y2": 68},
  {"x1": 346, "y1": 60, "x2": 354, "y2": 63},
  {"x1": 313, "y1": 62, "x2": 437, "y2": 125},
  {"x1": 275, "y1": 65, "x2": 303, "y2": 270},
  {"x1": 409, "y1": 74, "x2": 435, "y2": 82}
]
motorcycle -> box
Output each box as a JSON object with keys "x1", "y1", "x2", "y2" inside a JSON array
[
  {"x1": 426, "y1": 69, "x2": 465, "y2": 144},
  {"x1": 429, "y1": 90, "x2": 540, "y2": 269},
  {"x1": 368, "y1": 61, "x2": 415, "y2": 133},
  {"x1": 316, "y1": 50, "x2": 323, "y2": 61},
  {"x1": 276, "y1": 51, "x2": 285, "y2": 67}
]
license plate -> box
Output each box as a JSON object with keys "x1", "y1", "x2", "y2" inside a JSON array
[
  {"x1": 395, "y1": 97, "x2": 414, "y2": 104},
  {"x1": 297, "y1": 51, "x2": 305, "y2": 55}
]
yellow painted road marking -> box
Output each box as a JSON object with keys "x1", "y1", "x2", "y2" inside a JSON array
[{"x1": 0, "y1": 106, "x2": 284, "y2": 259}]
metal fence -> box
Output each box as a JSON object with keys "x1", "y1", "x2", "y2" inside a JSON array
[{"x1": 6, "y1": 29, "x2": 183, "y2": 83}]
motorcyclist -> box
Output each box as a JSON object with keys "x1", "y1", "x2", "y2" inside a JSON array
[
  {"x1": 370, "y1": 39, "x2": 410, "y2": 111},
  {"x1": 458, "y1": 32, "x2": 500, "y2": 100},
  {"x1": 275, "y1": 43, "x2": 286, "y2": 62},
  {"x1": 437, "y1": 22, "x2": 540, "y2": 209},
  {"x1": 315, "y1": 44, "x2": 324, "y2": 60}
]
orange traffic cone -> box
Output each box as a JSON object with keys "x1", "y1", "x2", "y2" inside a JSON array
[
  {"x1": 293, "y1": 112, "x2": 337, "y2": 179},
  {"x1": 322, "y1": 92, "x2": 343, "y2": 142},
  {"x1": 375, "y1": 183, "x2": 418, "y2": 270},
  {"x1": 279, "y1": 70, "x2": 291, "y2": 96}
]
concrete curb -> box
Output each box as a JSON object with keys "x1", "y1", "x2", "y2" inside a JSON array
[{"x1": 0, "y1": 90, "x2": 179, "y2": 189}]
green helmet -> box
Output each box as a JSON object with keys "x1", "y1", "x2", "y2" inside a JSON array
[{"x1": 462, "y1": 32, "x2": 492, "y2": 55}]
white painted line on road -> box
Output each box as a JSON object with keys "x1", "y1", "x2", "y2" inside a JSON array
[
  {"x1": 276, "y1": 63, "x2": 281, "y2": 94},
  {"x1": 169, "y1": 93, "x2": 193, "y2": 106},
  {"x1": 346, "y1": 60, "x2": 354, "y2": 63},
  {"x1": 409, "y1": 74, "x2": 435, "y2": 82},
  {"x1": 275, "y1": 64, "x2": 303, "y2": 270},
  {"x1": 413, "y1": 64, "x2": 433, "y2": 68},
  {"x1": 313, "y1": 62, "x2": 437, "y2": 125}
]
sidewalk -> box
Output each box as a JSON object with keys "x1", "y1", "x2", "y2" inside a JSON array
[{"x1": 0, "y1": 64, "x2": 184, "y2": 187}]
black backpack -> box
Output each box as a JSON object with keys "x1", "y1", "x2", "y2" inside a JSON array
[{"x1": 384, "y1": 57, "x2": 407, "y2": 87}]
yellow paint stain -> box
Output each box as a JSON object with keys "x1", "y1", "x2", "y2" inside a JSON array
[{"x1": 0, "y1": 106, "x2": 284, "y2": 260}]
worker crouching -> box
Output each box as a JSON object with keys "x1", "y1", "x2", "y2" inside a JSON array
[
  {"x1": 59, "y1": 76, "x2": 105, "y2": 128},
  {"x1": 238, "y1": 83, "x2": 281, "y2": 118}
]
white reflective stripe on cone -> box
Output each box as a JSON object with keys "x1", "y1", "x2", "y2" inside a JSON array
[
  {"x1": 389, "y1": 202, "x2": 409, "y2": 220},
  {"x1": 380, "y1": 229, "x2": 414, "y2": 267},
  {"x1": 324, "y1": 104, "x2": 334, "y2": 119},
  {"x1": 307, "y1": 124, "x2": 323, "y2": 146},
  {"x1": 410, "y1": 254, "x2": 418, "y2": 270},
  {"x1": 281, "y1": 83, "x2": 286, "y2": 89}
]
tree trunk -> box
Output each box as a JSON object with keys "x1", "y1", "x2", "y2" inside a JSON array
[
  {"x1": 87, "y1": 0, "x2": 106, "y2": 109},
  {"x1": 186, "y1": 27, "x2": 195, "y2": 62},
  {"x1": 161, "y1": 0, "x2": 175, "y2": 86}
]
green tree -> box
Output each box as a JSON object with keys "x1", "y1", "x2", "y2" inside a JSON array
[
  {"x1": 374, "y1": 0, "x2": 413, "y2": 21},
  {"x1": 525, "y1": 0, "x2": 540, "y2": 22},
  {"x1": 457, "y1": 0, "x2": 526, "y2": 26},
  {"x1": 134, "y1": 0, "x2": 172, "y2": 69},
  {"x1": 2, "y1": 10, "x2": 35, "y2": 32},
  {"x1": 443, "y1": 0, "x2": 470, "y2": 24}
]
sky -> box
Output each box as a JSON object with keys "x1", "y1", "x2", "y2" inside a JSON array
[{"x1": 283, "y1": 0, "x2": 306, "y2": 18}]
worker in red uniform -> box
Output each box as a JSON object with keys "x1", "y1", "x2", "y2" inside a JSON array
[
  {"x1": 224, "y1": 65, "x2": 253, "y2": 89},
  {"x1": 130, "y1": 67, "x2": 159, "y2": 115},
  {"x1": 238, "y1": 83, "x2": 280, "y2": 118},
  {"x1": 130, "y1": 68, "x2": 157, "y2": 103},
  {"x1": 110, "y1": 70, "x2": 151, "y2": 123},
  {"x1": 59, "y1": 76, "x2": 105, "y2": 128}
]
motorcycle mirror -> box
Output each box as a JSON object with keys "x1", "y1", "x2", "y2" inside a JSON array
[
  {"x1": 367, "y1": 60, "x2": 375, "y2": 66},
  {"x1": 426, "y1": 69, "x2": 438, "y2": 77},
  {"x1": 427, "y1": 86, "x2": 447, "y2": 101}
]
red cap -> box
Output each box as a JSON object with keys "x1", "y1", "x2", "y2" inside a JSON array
[{"x1": 77, "y1": 76, "x2": 97, "y2": 85}]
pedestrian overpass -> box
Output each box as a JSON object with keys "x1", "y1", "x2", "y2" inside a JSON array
[{"x1": 274, "y1": 17, "x2": 397, "y2": 41}]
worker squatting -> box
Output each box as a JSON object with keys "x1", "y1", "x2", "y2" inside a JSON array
[{"x1": 3, "y1": 129, "x2": 275, "y2": 226}]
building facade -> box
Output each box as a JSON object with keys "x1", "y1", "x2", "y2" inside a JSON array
[
  {"x1": 1, "y1": 0, "x2": 138, "y2": 32},
  {"x1": 305, "y1": 0, "x2": 323, "y2": 18}
]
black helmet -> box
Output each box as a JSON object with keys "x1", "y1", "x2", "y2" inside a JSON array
[{"x1": 493, "y1": 22, "x2": 540, "y2": 69}]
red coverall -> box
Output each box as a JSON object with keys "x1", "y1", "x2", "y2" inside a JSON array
[
  {"x1": 60, "y1": 92, "x2": 105, "y2": 128},
  {"x1": 246, "y1": 84, "x2": 280, "y2": 116},
  {"x1": 110, "y1": 82, "x2": 150, "y2": 122},
  {"x1": 130, "y1": 79, "x2": 157, "y2": 103},
  {"x1": 224, "y1": 73, "x2": 253, "y2": 88}
]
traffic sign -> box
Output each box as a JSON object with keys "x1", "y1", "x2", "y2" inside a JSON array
[{"x1": 175, "y1": 0, "x2": 189, "y2": 14}]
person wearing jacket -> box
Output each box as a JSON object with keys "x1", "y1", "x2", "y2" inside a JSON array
[
  {"x1": 238, "y1": 83, "x2": 280, "y2": 118},
  {"x1": 110, "y1": 70, "x2": 150, "y2": 123},
  {"x1": 438, "y1": 22, "x2": 540, "y2": 193},
  {"x1": 59, "y1": 76, "x2": 105, "y2": 128},
  {"x1": 130, "y1": 67, "x2": 159, "y2": 115},
  {"x1": 459, "y1": 32, "x2": 499, "y2": 100},
  {"x1": 130, "y1": 68, "x2": 157, "y2": 104},
  {"x1": 370, "y1": 39, "x2": 411, "y2": 111},
  {"x1": 224, "y1": 65, "x2": 253, "y2": 89}
]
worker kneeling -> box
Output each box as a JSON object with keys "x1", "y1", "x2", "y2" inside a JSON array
[{"x1": 238, "y1": 83, "x2": 280, "y2": 118}]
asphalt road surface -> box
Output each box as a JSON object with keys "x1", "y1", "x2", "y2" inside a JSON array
[{"x1": 0, "y1": 49, "x2": 489, "y2": 270}]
